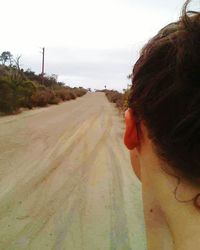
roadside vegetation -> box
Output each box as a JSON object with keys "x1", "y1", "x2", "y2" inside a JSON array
[
  {"x1": 96, "y1": 85, "x2": 131, "y2": 113},
  {"x1": 0, "y1": 51, "x2": 87, "y2": 115}
]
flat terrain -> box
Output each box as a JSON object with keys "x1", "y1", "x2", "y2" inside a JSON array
[{"x1": 0, "y1": 92, "x2": 146, "y2": 250}]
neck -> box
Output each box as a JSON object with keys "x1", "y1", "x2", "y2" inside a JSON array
[{"x1": 140, "y1": 156, "x2": 200, "y2": 250}]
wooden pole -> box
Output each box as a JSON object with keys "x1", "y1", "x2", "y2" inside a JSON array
[{"x1": 42, "y1": 47, "x2": 45, "y2": 84}]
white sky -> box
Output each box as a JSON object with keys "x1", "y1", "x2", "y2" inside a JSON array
[{"x1": 0, "y1": 0, "x2": 190, "y2": 91}]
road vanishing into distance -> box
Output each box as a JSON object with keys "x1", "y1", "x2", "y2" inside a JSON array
[{"x1": 0, "y1": 92, "x2": 146, "y2": 250}]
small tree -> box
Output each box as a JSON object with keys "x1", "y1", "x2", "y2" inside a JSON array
[
  {"x1": 13, "y1": 55, "x2": 22, "y2": 71},
  {"x1": 0, "y1": 51, "x2": 13, "y2": 65}
]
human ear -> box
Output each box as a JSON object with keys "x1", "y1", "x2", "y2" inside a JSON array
[{"x1": 124, "y1": 108, "x2": 139, "y2": 150}]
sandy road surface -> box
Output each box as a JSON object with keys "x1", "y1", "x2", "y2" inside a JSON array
[{"x1": 0, "y1": 93, "x2": 146, "y2": 250}]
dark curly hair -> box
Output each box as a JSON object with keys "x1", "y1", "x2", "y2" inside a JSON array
[{"x1": 128, "y1": 0, "x2": 200, "y2": 185}]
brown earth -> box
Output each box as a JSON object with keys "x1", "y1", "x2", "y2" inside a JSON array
[{"x1": 0, "y1": 92, "x2": 146, "y2": 250}]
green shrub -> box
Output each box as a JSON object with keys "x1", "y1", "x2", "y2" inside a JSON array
[
  {"x1": 17, "y1": 80, "x2": 36, "y2": 109},
  {"x1": 0, "y1": 78, "x2": 19, "y2": 114}
]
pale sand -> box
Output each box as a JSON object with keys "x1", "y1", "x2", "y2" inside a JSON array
[{"x1": 0, "y1": 92, "x2": 146, "y2": 250}]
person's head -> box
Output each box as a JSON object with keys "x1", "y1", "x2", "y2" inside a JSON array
[{"x1": 124, "y1": 0, "x2": 200, "y2": 189}]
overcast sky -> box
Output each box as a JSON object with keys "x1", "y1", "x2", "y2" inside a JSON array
[{"x1": 0, "y1": 0, "x2": 193, "y2": 91}]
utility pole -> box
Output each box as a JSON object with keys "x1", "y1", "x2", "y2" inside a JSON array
[{"x1": 41, "y1": 47, "x2": 45, "y2": 85}]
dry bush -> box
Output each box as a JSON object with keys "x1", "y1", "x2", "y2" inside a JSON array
[
  {"x1": 73, "y1": 87, "x2": 87, "y2": 97},
  {"x1": 106, "y1": 91, "x2": 124, "y2": 103},
  {"x1": 48, "y1": 96, "x2": 61, "y2": 105},
  {"x1": 31, "y1": 90, "x2": 53, "y2": 107},
  {"x1": 69, "y1": 91, "x2": 76, "y2": 99},
  {"x1": 55, "y1": 89, "x2": 76, "y2": 101},
  {"x1": 55, "y1": 87, "x2": 87, "y2": 101},
  {"x1": 123, "y1": 88, "x2": 130, "y2": 110},
  {"x1": 104, "y1": 90, "x2": 126, "y2": 112}
]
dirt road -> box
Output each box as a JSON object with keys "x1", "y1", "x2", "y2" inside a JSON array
[{"x1": 0, "y1": 92, "x2": 146, "y2": 250}]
